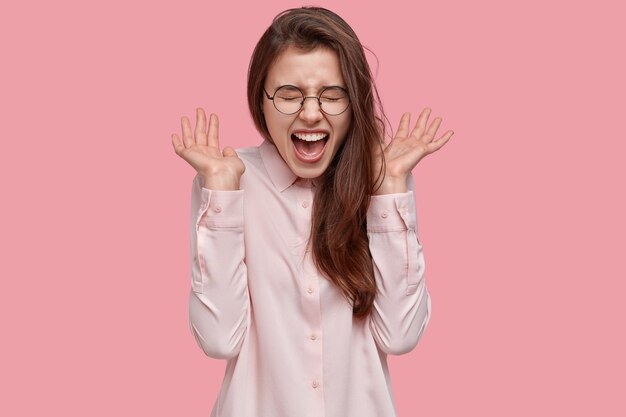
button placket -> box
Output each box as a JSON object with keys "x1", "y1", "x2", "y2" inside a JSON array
[
  {"x1": 291, "y1": 186, "x2": 312, "y2": 254},
  {"x1": 301, "y1": 257, "x2": 323, "y2": 398},
  {"x1": 293, "y1": 182, "x2": 324, "y2": 399}
]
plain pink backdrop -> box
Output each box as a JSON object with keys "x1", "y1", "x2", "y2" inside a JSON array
[{"x1": 1, "y1": 0, "x2": 624, "y2": 415}]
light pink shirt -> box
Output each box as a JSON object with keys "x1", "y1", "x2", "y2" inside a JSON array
[{"x1": 189, "y1": 140, "x2": 431, "y2": 417}]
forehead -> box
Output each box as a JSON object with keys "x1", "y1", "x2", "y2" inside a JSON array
[{"x1": 266, "y1": 45, "x2": 345, "y2": 90}]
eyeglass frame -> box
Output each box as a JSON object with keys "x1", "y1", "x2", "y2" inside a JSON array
[{"x1": 262, "y1": 84, "x2": 351, "y2": 116}]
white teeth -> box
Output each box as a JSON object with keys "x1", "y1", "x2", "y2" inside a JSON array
[{"x1": 293, "y1": 132, "x2": 328, "y2": 142}]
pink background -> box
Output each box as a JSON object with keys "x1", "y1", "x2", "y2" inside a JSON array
[{"x1": 1, "y1": 0, "x2": 624, "y2": 415}]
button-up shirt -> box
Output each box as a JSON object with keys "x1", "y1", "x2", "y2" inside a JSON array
[{"x1": 188, "y1": 140, "x2": 431, "y2": 417}]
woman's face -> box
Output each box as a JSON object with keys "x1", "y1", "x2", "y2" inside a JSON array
[{"x1": 263, "y1": 46, "x2": 352, "y2": 179}]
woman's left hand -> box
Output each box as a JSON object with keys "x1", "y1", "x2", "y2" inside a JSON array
[{"x1": 374, "y1": 107, "x2": 454, "y2": 195}]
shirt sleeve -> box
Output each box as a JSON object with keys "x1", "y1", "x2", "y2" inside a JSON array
[
  {"x1": 366, "y1": 174, "x2": 432, "y2": 356},
  {"x1": 188, "y1": 174, "x2": 250, "y2": 360}
]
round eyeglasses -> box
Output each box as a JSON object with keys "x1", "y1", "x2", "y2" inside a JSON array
[{"x1": 263, "y1": 85, "x2": 351, "y2": 116}]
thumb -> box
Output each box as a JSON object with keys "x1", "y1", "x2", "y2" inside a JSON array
[{"x1": 223, "y1": 146, "x2": 238, "y2": 157}]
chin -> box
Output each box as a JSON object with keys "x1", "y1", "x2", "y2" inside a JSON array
[{"x1": 288, "y1": 159, "x2": 331, "y2": 179}]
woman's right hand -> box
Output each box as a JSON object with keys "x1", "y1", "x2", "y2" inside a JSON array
[{"x1": 172, "y1": 108, "x2": 245, "y2": 190}]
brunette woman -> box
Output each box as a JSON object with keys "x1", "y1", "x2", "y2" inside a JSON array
[{"x1": 172, "y1": 7, "x2": 453, "y2": 417}]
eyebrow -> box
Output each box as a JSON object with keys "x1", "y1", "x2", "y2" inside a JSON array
[{"x1": 272, "y1": 84, "x2": 347, "y2": 92}]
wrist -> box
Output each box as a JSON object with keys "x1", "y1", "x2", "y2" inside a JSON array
[
  {"x1": 202, "y1": 174, "x2": 240, "y2": 191},
  {"x1": 374, "y1": 175, "x2": 407, "y2": 195}
]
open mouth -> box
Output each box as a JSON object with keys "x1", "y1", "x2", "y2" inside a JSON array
[{"x1": 291, "y1": 132, "x2": 329, "y2": 163}]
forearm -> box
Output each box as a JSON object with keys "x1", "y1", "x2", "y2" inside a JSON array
[
  {"x1": 367, "y1": 183, "x2": 432, "y2": 355},
  {"x1": 188, "y1": 176, "x2": 250, "y2": 359}
]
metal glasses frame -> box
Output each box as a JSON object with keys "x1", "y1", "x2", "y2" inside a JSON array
[{"x1": 263, "y1": 85, "x2": 351, "y2": 116}]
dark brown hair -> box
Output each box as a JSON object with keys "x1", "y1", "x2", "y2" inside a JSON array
[{"x1": 247, "y1": 7, "x2": 386, "y2": 319}]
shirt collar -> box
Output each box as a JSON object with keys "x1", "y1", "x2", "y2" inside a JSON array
[{"x1": 259, "y1": 140, "x2": 298, "y2": 192}]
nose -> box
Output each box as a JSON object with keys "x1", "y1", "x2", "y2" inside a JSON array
[{"x1": 298, "y1": 97, "x2": 324, "y2": 123}]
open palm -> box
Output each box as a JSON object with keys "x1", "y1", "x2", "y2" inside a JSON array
[
  {"x1": 172, "y1": 108, "x2": 245, "y2": 190},
  {"x1": 375, "y1": 107, "x2": 453, "y2": 194}
]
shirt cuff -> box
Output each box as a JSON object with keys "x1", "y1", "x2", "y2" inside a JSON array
[
  {"x1": 367, "y1": 191, "x2": 416, "y2": 232},
  {"x1": 195, "y1": 188, "x2": 244, "y2": 230}
]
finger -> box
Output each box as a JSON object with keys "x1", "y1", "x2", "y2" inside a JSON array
[
  {"x1": 195, "y1": 108, "x2": 208, "y2": 146},
  {"x1": 410, "y1": 107, "x2": 432, "y2": 138},
  {"x1": 423, "y1": 117, "x2": 443, "y2": 144},
  {"x1": 172, "y1": 133, "x2": 184, "y2": 154},
  {"x1": 207, "y1": 113, "x2": 220, "y2": 148},
  {"x1": 427, "y1": 130, "x2": 454, "y2": 153},
  {"x1": 395, "y1": 112, "x2": 411, "y2": 138},
  {"x1": 181, "y1": 116, "x2": 194, "y2": 147}
]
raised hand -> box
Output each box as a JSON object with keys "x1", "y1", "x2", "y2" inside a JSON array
[
  {"x1": 172, "y1": 108, "x2": 245, "y2": 190},
  {"x1": 374, "y1": 107, "x2": 453, "y2": 195}
]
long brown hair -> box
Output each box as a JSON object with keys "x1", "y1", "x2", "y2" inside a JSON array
[{"x1": 247, "y1": 7, "x2": 386, "y2": 319}]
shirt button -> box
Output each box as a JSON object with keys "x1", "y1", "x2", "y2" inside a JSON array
[
  {"x1": 310, "y1": 334, "x2": 317, "y2": 340},
  {"x1": 312, "y1": 380, "x2": 320, "y2": 388},
  {"x1": 381, "y1": 211, "x2": 388, "y2": 219},
  {"x1": 214, "y1": 205, "x2": 222, "y2": 213},
  {"x1": 302, "y1": 201, "x2": 309, "y2": 208},
  {"x1": 307, "y1": 288, "x2": 314, "y2": 294}
]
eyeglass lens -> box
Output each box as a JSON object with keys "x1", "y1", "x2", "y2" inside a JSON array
[{"x1": 272, "y1": 86, "x2": 349, "y2": 115}]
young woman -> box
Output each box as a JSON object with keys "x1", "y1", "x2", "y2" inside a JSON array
[{"x1": 172, "y1": 7, "x2": 453, "y2": 417}]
